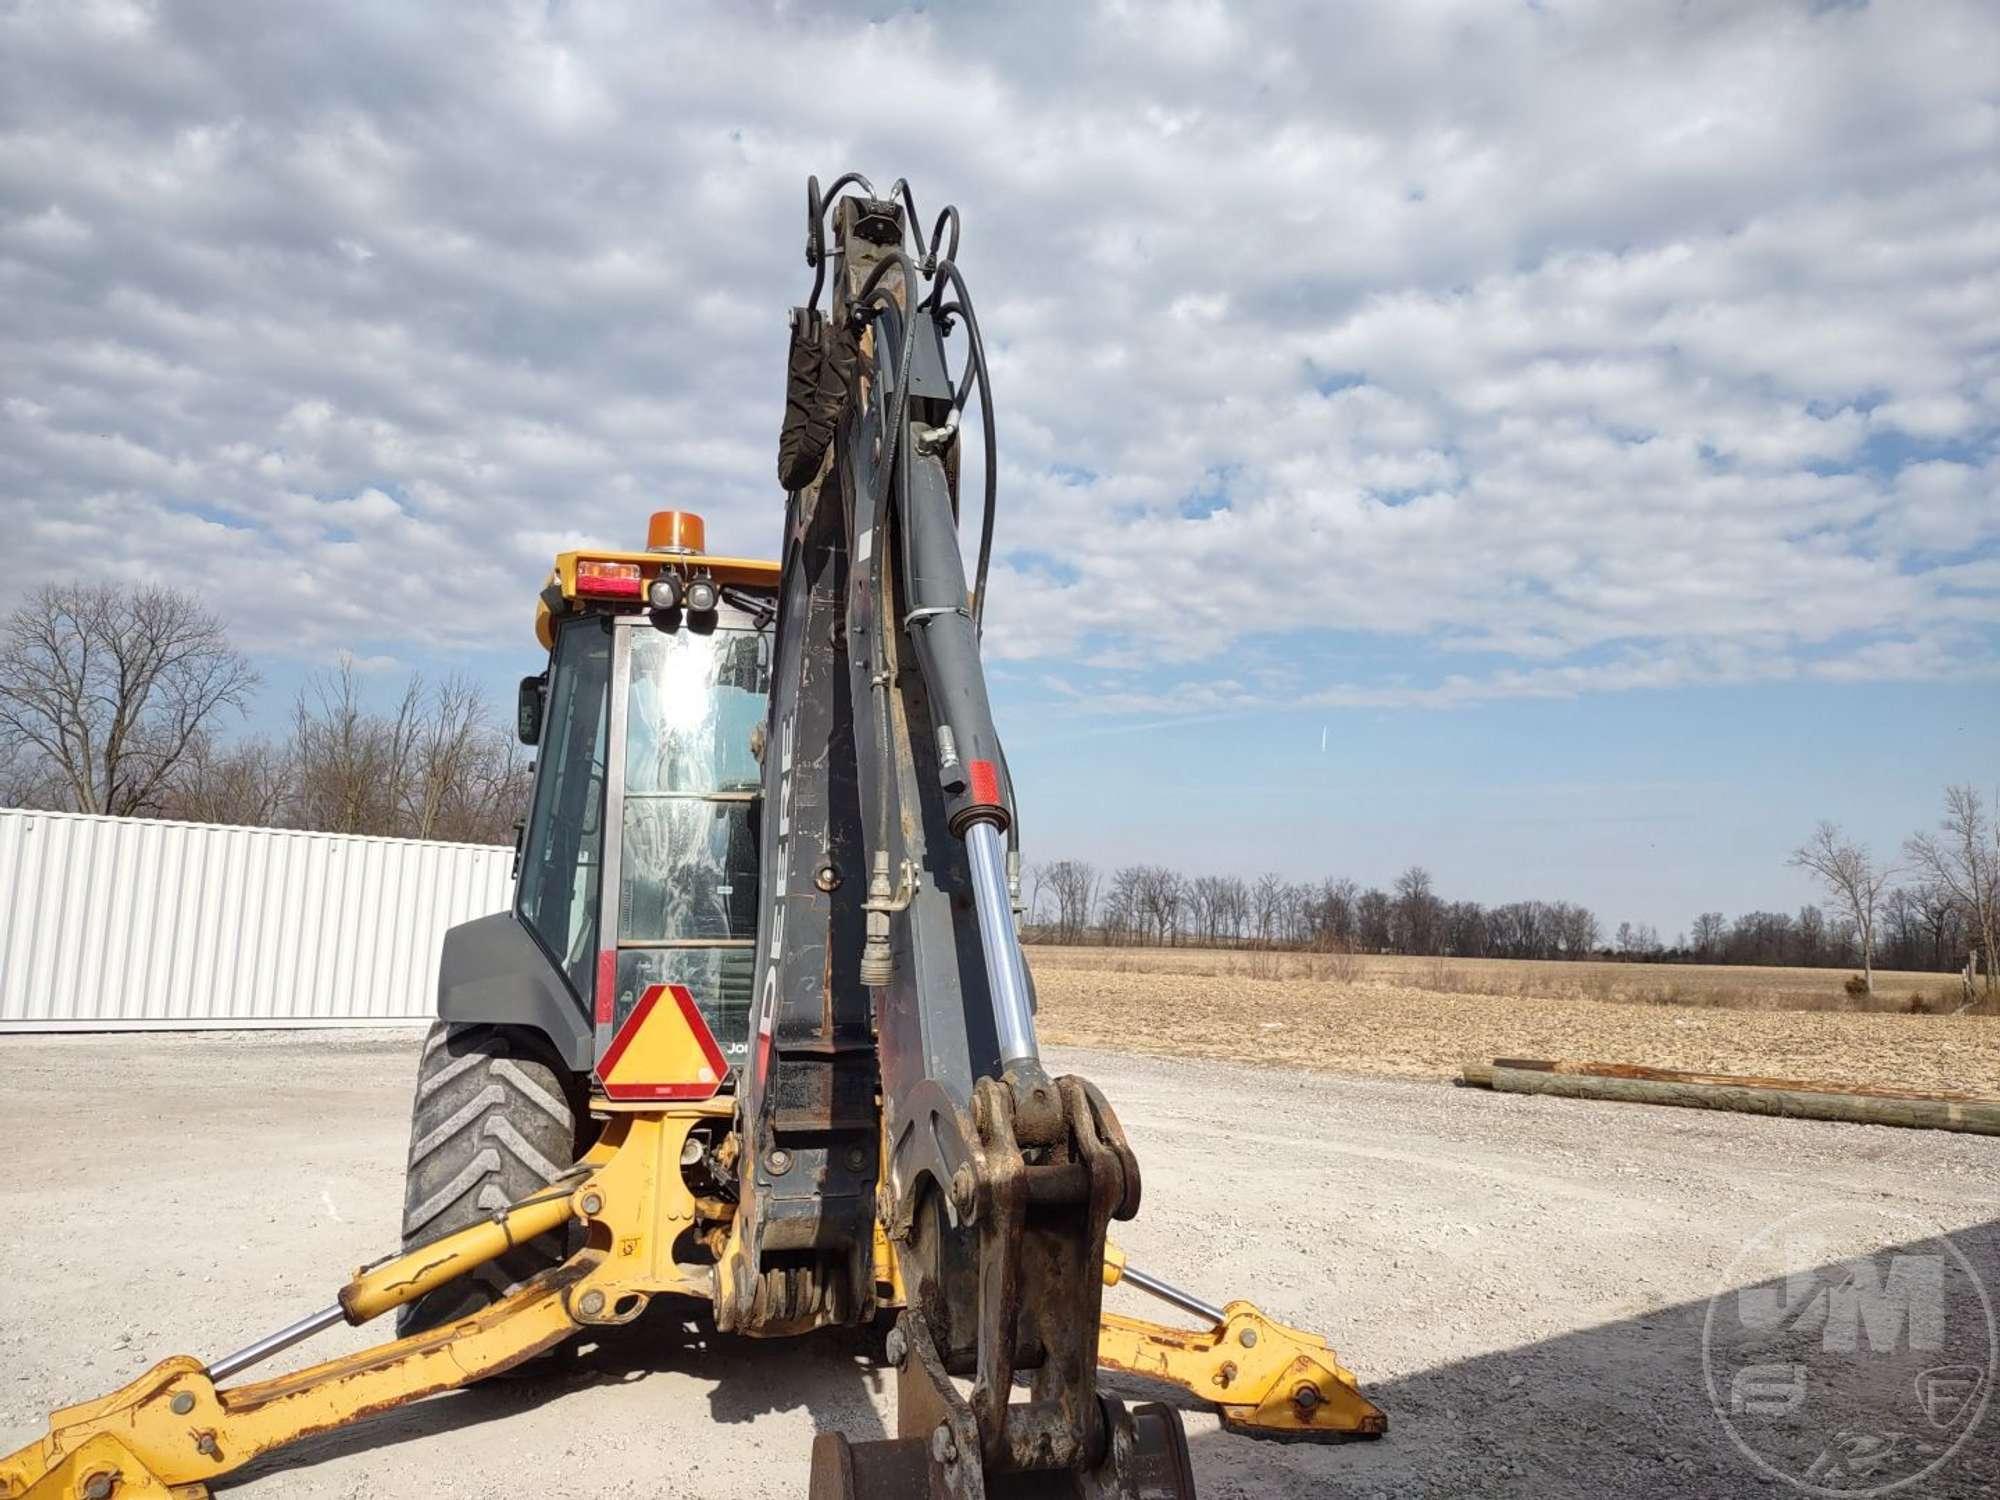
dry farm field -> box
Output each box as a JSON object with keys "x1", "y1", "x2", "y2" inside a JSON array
[{"x1": 1028, "y1": 946, "x2": 2000, "y2": 1097}]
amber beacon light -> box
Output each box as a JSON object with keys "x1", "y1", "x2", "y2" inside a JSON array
[{"x1": 646, "y1": 510, "x2": 706, "y2": 555}]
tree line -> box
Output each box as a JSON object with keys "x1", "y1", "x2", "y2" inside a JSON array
[
  {"x1": 0, "y1": 581, "x2": 529, "y2": 845},
  {"x1": 1029, "y1": 781, "x2": 1996, "y2": 998},
  {"x1": 1027, "y1": 860, "x2": 1604, "y2": 961}
]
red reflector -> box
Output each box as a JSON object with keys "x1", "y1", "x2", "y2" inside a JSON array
[
  {"x1": 576, "y1": 559, "x2": 643, "y2": 597},
  {"x1": 594, "y1": 949, "x2": 617, "y2": 1026},
  {"x1": 968, "y1": 758, "x2": 1001, "y2": 806}
]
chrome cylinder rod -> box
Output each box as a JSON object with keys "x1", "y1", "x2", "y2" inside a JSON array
[
  {"x1": 207, "y1": 1303, "x2": 346, "y2": 1383},
  {"x1": 1122, "y1": 1264, "x2": 1226, "y2": 1327},
  {"x1": 965, "y1": 818, "x2": 1038, "y2": 1066}
]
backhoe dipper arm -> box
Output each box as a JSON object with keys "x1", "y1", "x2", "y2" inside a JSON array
[{"x1": 745, "y1": 176, "x2": 1192, "y2": 1499}]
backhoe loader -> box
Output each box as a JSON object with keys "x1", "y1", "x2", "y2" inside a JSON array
[{"x1": 1, "y1": 174, "x2": 1383, "y2": 1500}]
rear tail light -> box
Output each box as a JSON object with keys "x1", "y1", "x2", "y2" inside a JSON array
[{"x1": 576, "y1": 559, "x2": 643, "y2": 598}]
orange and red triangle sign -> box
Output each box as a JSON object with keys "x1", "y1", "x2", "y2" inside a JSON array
[{"x1": 597, "y1": 983, "x2": 728, "y2": 1102}]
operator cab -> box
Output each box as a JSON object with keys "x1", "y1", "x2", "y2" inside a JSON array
[{"x1": 511, "y1": 510, "x2": 778, "y2": 1077}]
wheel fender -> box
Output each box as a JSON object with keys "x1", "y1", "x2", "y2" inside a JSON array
[{"x1": 436, "y1": 912, "x2": 594, "y2": 1071}]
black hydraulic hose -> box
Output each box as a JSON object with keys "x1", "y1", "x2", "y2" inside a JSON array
[
  {"x1": 851, "y1": 251, "x2": 914, "y2": 325},
  {"x1": 927, "y1": 262, "x2": 997, "y2": 631},
  {"x1": 821, "y1": 170, "x2": 874, "y2": 202},
  {"x1": 806, "y1": 172, "x2": 876, "y2": 312},
  {"x1": 805, "y1": 176, "x2": 825, "y2": 311},
  {"x1": 887, "y1": 179, "x2": 961, "y2": 285},
  {"x1": 926, "y1": 208, "x2": 961, "y2": 289},
  {"x1": 890, "y1": 178, "x2": 922, "y2": 260}
]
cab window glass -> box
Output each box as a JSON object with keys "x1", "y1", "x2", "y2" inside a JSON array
[
  {"x1": 515, "y1": 615, "x2": 610, "y2": 996},
  {"x1": 624, "y1": 629, "x2": 770, "y2": 795}
]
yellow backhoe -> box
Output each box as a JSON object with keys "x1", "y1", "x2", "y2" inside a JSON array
[{"x1": 1, "y1": 174, "x2": 1382, "y2": 1500}]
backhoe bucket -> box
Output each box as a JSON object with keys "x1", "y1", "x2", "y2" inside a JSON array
[{"x1": 808, "y1": 1400, "x2": 1196, "y2": 1500}]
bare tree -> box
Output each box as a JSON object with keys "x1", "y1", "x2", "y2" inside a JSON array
[
  {"x1": 161, "y1": 734, "x2": 293, "y2": 827},
  {"x1": 1445, "y1": 899, "x2": 1490, "y2": 957},
  {"x1": 1033, "y1": 859, "x2": 1100, "y2": 944},
  {"x1": 282, "y1": 662, "x2": 529, "y2": 844},
  {"x1": 0, "y1": 582, "x2": 258, "y2": 816},
  {"x1": 1135, "y1": 865, "x2": 1185, "y2": 946},
  {"x1": 1393, "y1": 865, "x2": 1440, "y2": 954},
  {"x1": 1904, "y1": 785, "x2": 1998, "y2": 996},
  {"x1": 1277, "y1": 880, "x2": 1309, "y2": 946},
  {"x1": 1791, "y1": 905, "x2": 1825, "y2": 966},
  {"x1": 1249, "y1": 872, "x2": 1284, "y2": 944},
  {"x1": 1488, "y1": 900, "x2": 1543, "y2": 958},
  {"x1": 1185, "y1": 874, "x2": 1225, "y2": 944},
  {"x1": 1356, "y1": 887, "x2": 1393, "y2": 952},
  {"x1": 0, "y1": 736, "x2": 63, "y2": 808},
  {"x1": 1690, "y1": 911, "x2": 1727, "y2": 961},
  {"x1": 1102, "y1": 866, "x2": 1146, "y2": 945},
  {"x1": 401, "y1": 675, "x2": 530, "y2": 843},
  {"x1": 1217, "y1": 875, "x2": 1248, "y2": 942},
  {"x1": 1317, "y1": 877, "x2": 1357, "y2": 949},
  {"x1": 287, "y1": 661, "x2": 424, "y2": 836},
  {"x1": 1912, "y1": 882, "x2": 1965, "y2": 974},
  {"x1": 1790, "y1": 822, "x2": 1896, "y2": 995},
  {"x1": 1548, "y1": 900, "x2": 1599, "y2": 958}
]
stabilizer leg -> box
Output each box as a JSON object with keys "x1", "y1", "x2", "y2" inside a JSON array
[
  {"x1": 1098, "y1": 1247, "x2": 1386, "y2": 1441},
  {"x1": 1, "y1": 1112, "x2": 714, "y2": 1500}
]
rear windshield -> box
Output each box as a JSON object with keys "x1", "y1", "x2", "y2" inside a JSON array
[{"x1": 612, "y1": 623, "x2": 771, "y2": 1053}]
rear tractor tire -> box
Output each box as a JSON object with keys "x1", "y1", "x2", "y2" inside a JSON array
[{"x1": 397, "y1": 1021, "x2": 592, "y2": 1339}]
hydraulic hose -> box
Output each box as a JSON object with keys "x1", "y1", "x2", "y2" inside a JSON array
[
  {"x1": 805, "y1": 171, "x2": 875, "y2": 312},
  {"x1": 927, "y1": 263, "x2": 997, "y2": 632}
]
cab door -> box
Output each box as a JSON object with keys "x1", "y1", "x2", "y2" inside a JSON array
[{"x1": 596, "y1": 607, "x2": 772, "y2": 1074}]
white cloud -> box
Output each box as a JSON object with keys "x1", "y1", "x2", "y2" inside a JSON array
[{"x1": 0, "y1": 0, "x2": 1992, "y2": 707}]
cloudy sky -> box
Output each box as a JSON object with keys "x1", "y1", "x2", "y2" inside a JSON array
[{"x1": 3, "y1": 0, "x2": 1995, "y2": 933}]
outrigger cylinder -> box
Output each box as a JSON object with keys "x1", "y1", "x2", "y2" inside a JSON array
[
  {"x1": 207, "y1": 1306, "x2": 344, "y2": 1383},
  {"x1": 1120, "y1": 1264, "x2": 1227, "y2": 1326},
  {"x1": 209, "y1": 1184, "x2": 580, "y2": 1383}
]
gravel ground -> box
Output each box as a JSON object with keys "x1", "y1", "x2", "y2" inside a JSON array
[
  {"x1": 2, "y1": 1030, "x2": 1996, "y2": 1497},
  {"x1": 1032, "y1": 958, "x2": 2000, "y2": 1096}
]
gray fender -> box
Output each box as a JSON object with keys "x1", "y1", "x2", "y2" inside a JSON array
[{"x1": 436, "y1": 911, "x2": 594, "y2": 1072}]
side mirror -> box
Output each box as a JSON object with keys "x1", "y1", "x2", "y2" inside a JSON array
[{"x1": 517, "y1": 674, "x2": 546, "y2": 745}]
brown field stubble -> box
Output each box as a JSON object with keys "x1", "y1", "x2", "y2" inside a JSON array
[{"x1": 1027, "y1": 946, "x2": 1999, "y2": 1095}]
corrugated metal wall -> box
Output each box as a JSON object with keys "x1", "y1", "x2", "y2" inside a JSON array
[{"x1": 0, "y1": 808, "x2": 513, "y2": 1030}]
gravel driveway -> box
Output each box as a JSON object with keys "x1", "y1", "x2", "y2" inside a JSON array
[{"x1": 1, "y1": 1031, "x2": 1994, "y2": 1497}]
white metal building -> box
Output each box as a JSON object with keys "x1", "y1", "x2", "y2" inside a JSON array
[{"x1": 0, "y1": 808, "x2": 513, "y2": 1030}]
